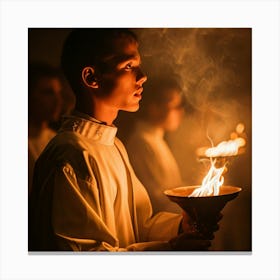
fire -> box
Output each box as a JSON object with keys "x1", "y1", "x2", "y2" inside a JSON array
[
  {"x1": 189, "y1": 159, "x2": 225, "y2": 197},
  {"x1": 189, "y1": 123, "x2": 246, "y2": 197},
  {"x1": 205, "y1": 137, "x2": 246, "y2": 158}
]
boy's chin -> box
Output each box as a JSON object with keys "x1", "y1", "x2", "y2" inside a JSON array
[{"x1": 121, "y1": 105, "x2": 140, "y2": 113}]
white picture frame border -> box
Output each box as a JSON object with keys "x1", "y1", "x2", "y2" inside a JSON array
[{"x1": 0, "y1": 0, "x2": 279, "y2": 279}]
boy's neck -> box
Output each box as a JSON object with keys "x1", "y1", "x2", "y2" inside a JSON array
[{"x1": 75, "y1": 100, "x2": 118, "y2": 126}]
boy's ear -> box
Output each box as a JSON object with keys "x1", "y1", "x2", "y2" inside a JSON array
[{"x1": 81, "y1": 66, "x2": 99, "y2": 89}]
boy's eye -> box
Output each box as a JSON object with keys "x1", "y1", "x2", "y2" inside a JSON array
[{"x1": 125, "y1": 63, "x2": 133, "y2": 70}]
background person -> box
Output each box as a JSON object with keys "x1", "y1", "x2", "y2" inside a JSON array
[
  {"x1": 28, "y1": 62, "x2": 63, "y2": 194},
  {"x1": 125, "y1": 74, "x2": 186, "y2": 214}
]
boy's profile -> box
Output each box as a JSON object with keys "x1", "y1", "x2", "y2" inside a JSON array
[{"x1": 29, "y1": 28, "x2": 217, "y2": 251}]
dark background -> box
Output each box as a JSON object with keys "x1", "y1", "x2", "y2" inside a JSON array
[{"x1": 29, "y1": 28, "x2": 252, "y2": 251}]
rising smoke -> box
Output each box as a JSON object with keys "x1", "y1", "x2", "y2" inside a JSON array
[{"x1": 132, "y1": 28, "x2": 251, "y2": 185}]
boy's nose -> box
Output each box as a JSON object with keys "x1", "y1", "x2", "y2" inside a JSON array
[{"x1": 137, "y1": 68, "x2": 147, "y2": 85}]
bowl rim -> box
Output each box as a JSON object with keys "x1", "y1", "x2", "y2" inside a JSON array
[{"x1": 164, "y1": 185, "x2": 242, "y2": 198}]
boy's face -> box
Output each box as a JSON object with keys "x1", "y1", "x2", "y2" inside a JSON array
[{"x1": 97, "y1": 39, "x2": 147, "y2": 112}]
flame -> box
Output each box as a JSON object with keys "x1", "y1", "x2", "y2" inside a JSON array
[
  {"x1": 190, "y1": 123, "x2": 246, "y2": 197},
  {"x1": 189, "y1": 159, "x2": 225, "y2": 197},
  {"x1": 205, "y1": 137, "x2": 246, "y2": 157},
  {"x1": 205, "y1": 123, "x2": 246, "y2": 157}
]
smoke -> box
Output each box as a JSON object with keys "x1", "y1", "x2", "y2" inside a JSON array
[
  {"x1": 132, "y1": 28, "x2": 251, "y2": 185},
  {"x1": 135, "y1": 28, "x2": 251, "y2": 116}
]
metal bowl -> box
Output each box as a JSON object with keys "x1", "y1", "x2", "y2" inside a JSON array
[{"x1": 164, "y1": 186, "x2": 242, "y2": 234}]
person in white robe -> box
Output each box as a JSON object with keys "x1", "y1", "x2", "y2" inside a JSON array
[
  {"x1": 28, "y1": 63, "x2": 63, "y2": 194},
  {"x1": 29, "y1": 28, "x2": 216, "y2": 251},
  {"x1": 126, "y1": 75, "x2": 185, "y2": 214}
]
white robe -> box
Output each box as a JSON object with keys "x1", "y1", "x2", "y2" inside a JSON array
[
  {"x1": 29, "y1": 112, "x2": 181, "y2": 251},
  {"x1": 126, "y1": 121, "x2": 183, "y2": 214}
]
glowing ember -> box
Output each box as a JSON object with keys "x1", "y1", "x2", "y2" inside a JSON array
[{"x1": 189, "y1": 159, "x2": 225, "y2": 197}]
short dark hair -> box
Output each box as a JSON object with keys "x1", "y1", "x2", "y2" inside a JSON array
[
  {"x1": 61, "y1": 28, "x2": 138, "y2": 95},
  {"x1": 28, "y1": 62, "x2": 60, "y2": 96}
]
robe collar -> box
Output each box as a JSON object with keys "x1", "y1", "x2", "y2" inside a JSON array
[{"x1": 59, "y1": 110, "x2": 118, "y2": 146}]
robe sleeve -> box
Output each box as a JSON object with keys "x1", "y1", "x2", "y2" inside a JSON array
[
  {"x1": 52, "y1": 164, "x2": 179, "y2": 251},
  {"x1": 52, "y1": 164, "x2": 121, "y2": 251}
]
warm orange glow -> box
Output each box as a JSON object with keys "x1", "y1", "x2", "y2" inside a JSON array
[
  {"x1": 230, "y1": 132, "x2": 238, "y2": 139},
  {"x1": 188, "y1": 158, "x2": 225, "y2": 197},
  {"x1": 190, "y1": 123, "x2": 246, "y2": 197},
  {"x1": 236, "y1": 123, "x2": 245, "y2": 134},
  {"x1": 205, "y1": 137, "x2": 246, "y2": 157}
]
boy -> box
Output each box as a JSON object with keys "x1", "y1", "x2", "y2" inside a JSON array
[{"x1": 29, "y1": 28, "x2": 213, "y2": 251}]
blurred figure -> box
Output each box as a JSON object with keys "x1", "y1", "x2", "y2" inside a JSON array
[
  {"x1": 126, "y1": 74, "x2": 185, "y2": 214},
  {"x1": 28, "y1": 62, "x2": 63, "y2": 194}
]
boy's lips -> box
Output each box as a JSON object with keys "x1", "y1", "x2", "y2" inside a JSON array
[{"x1": 134, "y1": 87, "x2": 143, "y2": 98}]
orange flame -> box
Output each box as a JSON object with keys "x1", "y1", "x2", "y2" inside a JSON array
[
  {"x1": 189, "y1": 159, "x2": 225, "y2": 197},
  {"x1": 189, "y1": 123, "x2": 246, "y2": 197},
  {"x1": 205, "y1": 137, "x2": 246, "y2": 158}
]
